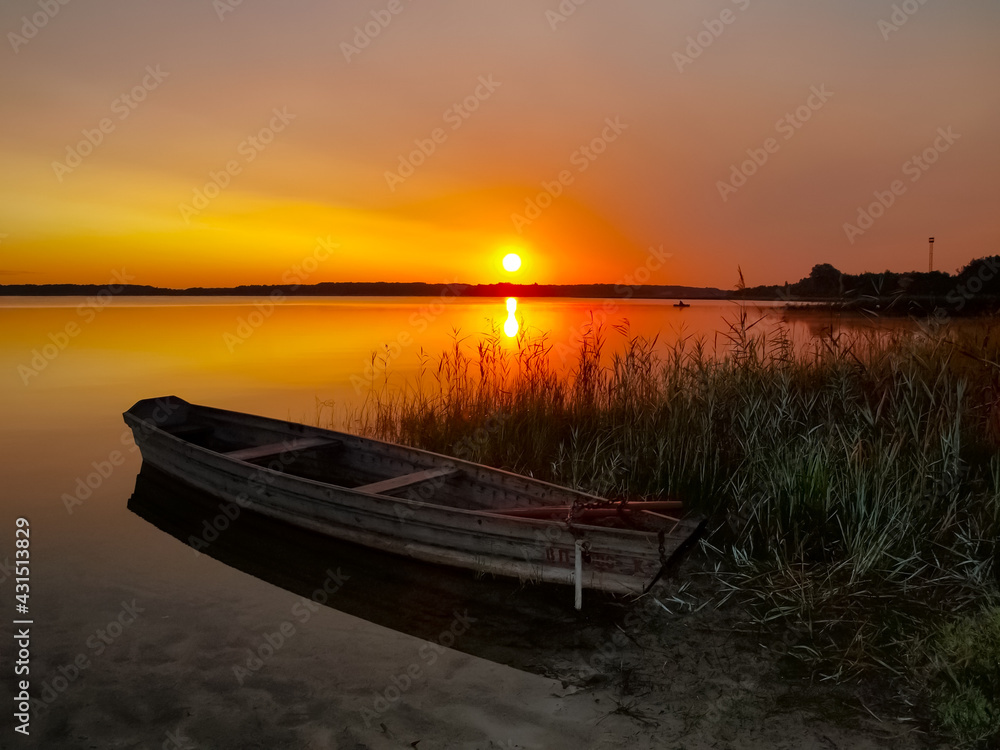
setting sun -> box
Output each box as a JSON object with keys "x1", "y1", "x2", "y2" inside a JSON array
[{"x1": 502, "y1": 253, "x2": 522, "y2": 273}]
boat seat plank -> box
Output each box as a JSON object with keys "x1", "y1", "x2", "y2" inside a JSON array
[
  {"x1": 356, "y1": 467, "x2": 458, "y2": 495},
  {"x1": 223, "y1": 437, "x2": 341, "y2": 462}
]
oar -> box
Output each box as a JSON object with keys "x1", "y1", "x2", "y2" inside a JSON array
[{"x1": 489, "y1": 500, "x2": 682, "y2": 519}]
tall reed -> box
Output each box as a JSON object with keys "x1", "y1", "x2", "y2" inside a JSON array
[{"x1": 341, "y1": 311, "x2": 1000, "y2": 742}]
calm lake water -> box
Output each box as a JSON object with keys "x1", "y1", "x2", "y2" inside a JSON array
[{"x1": 0, "y1": 296, "x2": 904, "y2": 748}]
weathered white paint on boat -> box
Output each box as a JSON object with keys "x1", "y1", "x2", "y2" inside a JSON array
[{"x1": 124, "y1": 396, "x2": 703, "y2": 597}]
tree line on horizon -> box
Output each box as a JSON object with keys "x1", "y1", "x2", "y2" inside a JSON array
[
  {"x1": 0, "y1": 280, "x2": 727, "y2": 299},
  {"x1": 737, "y1": 255, "x2": 1000, "y2": 311}
]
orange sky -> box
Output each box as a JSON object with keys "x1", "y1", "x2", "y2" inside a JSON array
[{"x1": 0, "y1": 0, "x2": 997, "y2": 288}]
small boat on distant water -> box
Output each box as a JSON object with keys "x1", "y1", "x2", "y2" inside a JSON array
[
  {"x1": 673, "y1": 300, "x2": 690, "y2": 308},
  {"x1": 124, "y1": 397, "x2": 705, "y2": 606}
]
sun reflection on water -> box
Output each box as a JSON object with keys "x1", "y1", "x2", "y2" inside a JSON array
[{"x1": 503, "y1": 297, "x2": 519, "y2": 338}]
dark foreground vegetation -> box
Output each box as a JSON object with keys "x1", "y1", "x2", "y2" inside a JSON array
[{"x1": 345, "y1": 310, "x2": 1000, "y2": 746}]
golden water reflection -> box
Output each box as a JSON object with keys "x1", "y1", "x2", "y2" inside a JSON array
[
  {"x1": 504, "y1": 297, "x2": 519, "y2": 338},
  {"x1": 0, "y1": 296, "x2": 925, "y2": 436}
]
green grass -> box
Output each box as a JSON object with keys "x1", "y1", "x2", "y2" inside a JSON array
[
  {"x1": 336, "y1": 310, "x2": 1000, "y2": 745},
  {"x1": 927, "y1": 607, "x2": 1000, "y2": 743}
]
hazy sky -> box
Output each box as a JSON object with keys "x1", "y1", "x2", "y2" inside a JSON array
[{"x1": 1, "y1": 0, "x2": 997, "y2": 287}]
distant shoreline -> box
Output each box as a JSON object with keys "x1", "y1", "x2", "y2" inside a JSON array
[{"x1": 0, "y1": 281, "x2": 730, "y2": 300}]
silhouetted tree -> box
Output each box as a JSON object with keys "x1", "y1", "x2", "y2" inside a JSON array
[{"x1": 793, "y1": 263, "x2": 843, "y2": 297}]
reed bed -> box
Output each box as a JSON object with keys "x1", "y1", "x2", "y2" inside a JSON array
[{"x1": 340, "y1": 311, "x2": 1000, "y2": 743}]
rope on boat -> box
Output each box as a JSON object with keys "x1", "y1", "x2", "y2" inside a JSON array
[{"x1": 641, "y1": 518, "x2": 708, "y2": 595}]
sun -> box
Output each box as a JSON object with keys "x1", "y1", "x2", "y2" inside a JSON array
[{"x1": 502, "y1": 253, "x2": 522, "y2": 273}]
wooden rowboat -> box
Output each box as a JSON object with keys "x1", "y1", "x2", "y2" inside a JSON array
[{"x1": 124, "y1": 396, "x2": 705, "y2": 605}]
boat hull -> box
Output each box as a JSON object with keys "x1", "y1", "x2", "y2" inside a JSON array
[{"x1": 124, "y1": 396, "x2": 703, "y2": 596}]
